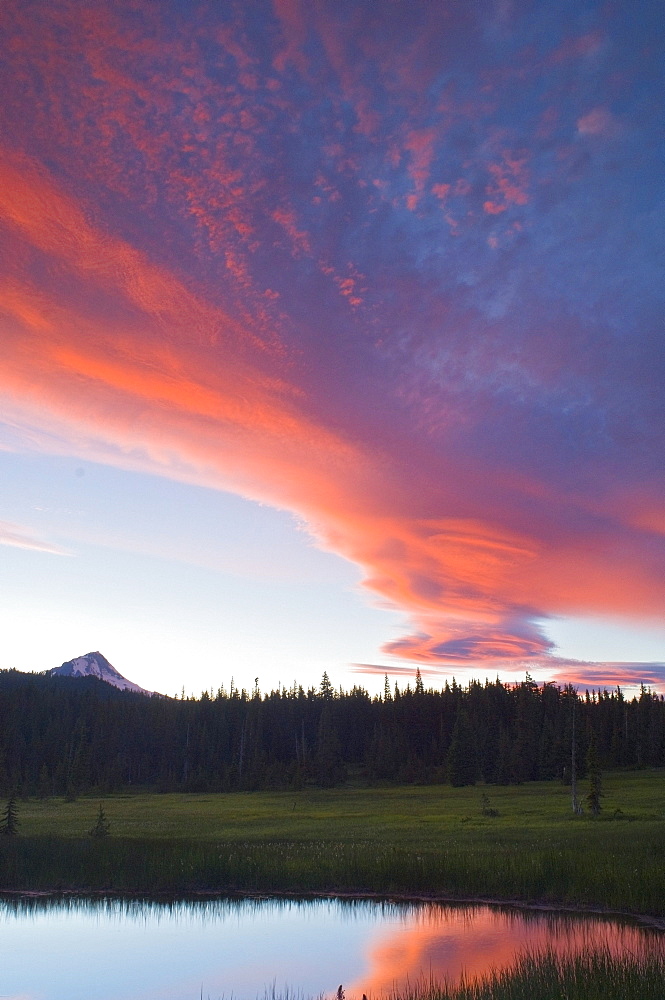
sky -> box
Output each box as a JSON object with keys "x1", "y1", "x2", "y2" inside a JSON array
[{"x1": 0, "y1": 0, "x2": 663, "y2": 697}]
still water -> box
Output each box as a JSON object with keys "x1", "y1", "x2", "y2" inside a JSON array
[{"x1": 0, "y1": 894, "x2": 661, "y2": 1000}]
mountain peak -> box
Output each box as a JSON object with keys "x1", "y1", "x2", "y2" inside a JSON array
[{"x1": 50, "y1": 652, "x2": 148, "y2": 694}]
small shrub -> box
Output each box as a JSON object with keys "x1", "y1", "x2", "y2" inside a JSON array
[{"x1": 480, "y1": 794, "x2": 499, "y2": 817}]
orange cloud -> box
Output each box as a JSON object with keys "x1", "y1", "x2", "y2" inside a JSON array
[
  {"x1": 0, "y1": 152, "x2": 241, "y2": 351},
  {"x1": 0, "y1": 154, "x2": 368, "y2": 510}
]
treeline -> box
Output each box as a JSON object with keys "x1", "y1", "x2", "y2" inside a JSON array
[{"x1": 0, "y1": 669, "x2": 663, "y2": 796}]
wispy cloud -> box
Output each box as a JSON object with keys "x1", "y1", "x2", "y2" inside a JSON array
[
  {"x1": 548, "y1": 660, "x2": 665, "y2": 691},
  {"x1": 352, "y1": 662, "x2": 444, "y2": 679},
  {"x1": 0, "y1": 522, "x2": 70, "y2": 556},
  {"x1": 353, "y1": 657, "x2": 665, "y2": 693}
]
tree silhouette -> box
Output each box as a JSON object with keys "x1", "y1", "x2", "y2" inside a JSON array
[
  {"x1": 447, "y1": 709, "x2": 479, "y2": 786},
  {"x1": 0, "y1": 668, "x2": 663, "y2": 794},
  {"x1": 0, "y1": 795, "x2": 19, "y2": 836}
]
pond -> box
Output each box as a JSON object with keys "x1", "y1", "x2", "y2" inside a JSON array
[{"x1": 0, "y1": 894, "x2": 662, "y2": 1000}]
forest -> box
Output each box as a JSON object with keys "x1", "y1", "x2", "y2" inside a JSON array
[{"x1": 0, "y1": 669, "x2": 663, "y2": 797}]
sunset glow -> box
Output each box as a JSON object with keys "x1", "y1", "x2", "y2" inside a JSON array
[{"x1": 1, "y1": 0, "x2": 663, "y2": 694}]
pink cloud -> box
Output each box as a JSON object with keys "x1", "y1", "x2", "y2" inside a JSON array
[
  {"x1": 548, "y1": 661, "x2": 665, "y2": 692},
  {"x1": 483, "y1": 150, "x2": 530, "y2": 215},
  {"x1": 577, "y1": 106, "x2": 615, "y2": 136},
  {"x1": 311, "y1": 7, "x2": 380, "y2": 137},
  {"x1": 549, "y1": 31, "x2": 604, "y2": 66},
  {"x1": 272, "y1": 205, "x2": 312, "y2": 255},
  {"x1": 4, "y1": 153, "x2": 663, "y2": 678},
  {"x1": 404, "y1": 127, "x2": 439, "y2": 209},
  {"x1": 271, "y1": 0, "x2": 309, "y2": 76},
  {"x1": 432, "y1": 183, "x2": 451, "y2": 205},
  {"x1": 0, "y1": 521, "x2": 70, "y2": 556},
  {"x1": 351, "y1": 663, "x2": 438, "y2": 679},
  {"x1": 483, "y1": 200, "x2": 506, "y2": 215}
]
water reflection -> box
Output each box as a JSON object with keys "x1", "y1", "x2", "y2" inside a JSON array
[
  {"x1": 0, "y1": 894, "x2": 662, "y2": 1000},
  {"x1": 347, "y1": 902, "x2": 662, "y2": 995}
]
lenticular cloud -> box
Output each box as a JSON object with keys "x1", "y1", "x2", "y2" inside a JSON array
[{"x1": 0, "y1": 0, "x2": 663, "y2": 681}]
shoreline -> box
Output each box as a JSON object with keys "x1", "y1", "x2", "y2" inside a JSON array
[{"x1": 2, "y1": 886, "x2": 664, "y2": 931}]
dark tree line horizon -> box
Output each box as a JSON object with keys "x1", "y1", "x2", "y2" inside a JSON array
[{"x1": 0, "y1": 668, "x2": 663, "y2": 797}]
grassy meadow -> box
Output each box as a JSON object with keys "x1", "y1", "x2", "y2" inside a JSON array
[{"x1": 1, "y1": 769, "x2": 664, "y2": 916}]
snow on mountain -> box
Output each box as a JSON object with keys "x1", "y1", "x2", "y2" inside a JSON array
[{"x1": 50, "y1": 651, "x2": 148, "y2": 694}]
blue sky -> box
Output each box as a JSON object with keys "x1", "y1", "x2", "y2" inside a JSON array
[{"x1": 0, "y1": 449, "x2": 406, "y2": 694}]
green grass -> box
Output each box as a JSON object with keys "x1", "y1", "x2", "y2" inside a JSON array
[
  {"x1": 11, "y1": 769, "x2": 665, "y2": 840},
  {"x1": 1, "y1": 770, "x2": 664, "y2": 914}
]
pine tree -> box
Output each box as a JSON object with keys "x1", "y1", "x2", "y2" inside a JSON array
[
  {"x1": 447, "y1": 709, "x2": 480, "y2": 787},
  {"x1": 89, "y1": 802, "x2": 110, "y2": 837},
  {"x1": 314, "y1": 705, "x2": 346, "y2": 787},
  {"x1": 0, "y1": 795, "x2": 19, "y2": 836},
  {"x1": 495, "y1": 727, "x2": 514, "y2": 785},
  {"x1": 320, "y1": 672, "x2": 334, "y2": 699}
]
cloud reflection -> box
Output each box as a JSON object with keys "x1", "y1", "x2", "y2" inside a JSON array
[{"x1": 347, "y1": 904, "x2": 656, "y2": 996}]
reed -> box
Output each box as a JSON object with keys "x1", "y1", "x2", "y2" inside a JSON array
[
  {"x1": 386, "y1": 948, "x2": 665, "y2": 1000},
  {"x1": 1, "y1": 830, "x2": 664, "y2": 916}
]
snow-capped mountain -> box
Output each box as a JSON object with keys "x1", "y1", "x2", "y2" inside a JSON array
[{"x1": 50, "y1": 651, "x2": 148, "y2": 694}]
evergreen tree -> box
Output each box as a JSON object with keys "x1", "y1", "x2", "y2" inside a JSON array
[
  {"x1": 314, "y1": 705, "x2": 346, "y2": 787},
  {"x1": 537, "y1": 719, "x2": 558, "y2": 780},
  {"x1": 495, "y1": 727, "x2": 514, "y2": 785},
  {"x1": 447, "y1": 709, "x2": 480, "y2": 786},
  {"x1": 320, "y1": 672, "x2": 334, "y2": 699},
  {"x1": 511, "y1": 679, "x2": 540, "y2": 782},
  {"x1": 89, "y1": 803, "x2": 110, "y2": 837},
  {"x1": 0, "y1": 795, "x2": 19, "y2": 836},
  {"x1": 0, "y1": 668, "x2": 663, "y2": 794}
]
